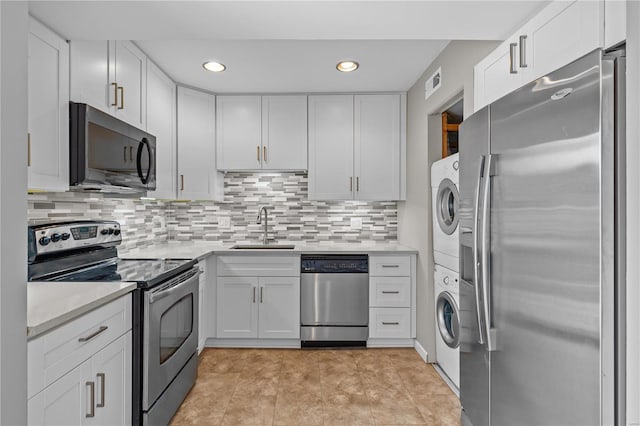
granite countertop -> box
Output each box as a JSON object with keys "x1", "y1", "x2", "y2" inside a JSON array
[
  {"x1": 27, "y1": 281, "x2": 137, "y2": 338},
  {"x1": 121, "y1": 240, "x2": 418, "y2": 260}
]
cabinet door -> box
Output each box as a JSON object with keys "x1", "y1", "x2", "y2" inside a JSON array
[
  {"x1": 91, "y1": 332, "x2": 131, "y2": 426},
  {"x1": 258, "y1": 276, "x2": 300, "y2": 339},
  {"x1": 308, "y1": 95, "x2": 354, "y2": 200},
  {"x1": 113, "y1": 41, "x2": 146, "y2": 129},
  {"x1": 177, "y1": 86, "x2": 223, "y2": 201},
  {"x1": 473, "y1": 36, "x2": 523, "y2": 110},
  {"x1": 28, "y1": 18, "x2": 69, "y2": 192},
  {"x1": 70, "y1": 40, "x2": 112, "y2": 114},
  {"x1": 354, "y1": 94, "x2": 400, "y2": 201},
  {"x1": 522, "y1": 0, "x2": 601, "y2": 83},
  {"x1": 261, "y1": 96, "x2": 308, "y2": 170},
  {"x1": 28, "y1": 359, "x2": 92, "y2": 426},
  {"x1": 216, "y1": 277, "x2": 259, "y2": 338},
  {"x1": 216, "y1": 96, "x2": 262, "y2": 170},
  {"x1": 146, "y1": 60, "x2": 177, "y2": 199}
]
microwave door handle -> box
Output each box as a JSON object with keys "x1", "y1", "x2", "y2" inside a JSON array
[
  {"x1": 148, "y1": 268, "x2": 201, "y2": 304},
  {"x1": 136, "y1": 138, "x2": 152, "y2": 184}
]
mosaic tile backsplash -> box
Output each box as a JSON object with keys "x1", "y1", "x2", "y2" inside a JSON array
[
  {"x1": 28, "y1": 172, "x2": 398, "y2": 248},
  {"x1": 167, "y1": 172, "x2": 398, "y2": 243}
]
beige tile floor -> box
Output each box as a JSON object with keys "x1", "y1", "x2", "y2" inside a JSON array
[{"x1": 170, "y1": 348, "x2": 461, "y2": 426}]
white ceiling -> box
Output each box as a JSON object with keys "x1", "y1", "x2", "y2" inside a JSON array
[{"x1": 29, "y1": 1, "x2": 550, "y2": 93}]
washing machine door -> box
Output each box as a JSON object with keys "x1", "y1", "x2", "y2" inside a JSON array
[
  {"x1": 436, "y1": 291, "x2": 460, "y2": 348},
  {"x1": 436, "y1": 178, "x2": 459, "y2": 235}
]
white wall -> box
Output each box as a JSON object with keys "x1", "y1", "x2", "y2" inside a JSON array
[
  {"x1": 398, "y1": 40, "x2": 498, "y2": 360},
  {"x1": 626, "y1": 2, "x2": 639, "y2": 424},
  {"x1": 0, "y1": 1, "x2": 28, "y2": 424}
]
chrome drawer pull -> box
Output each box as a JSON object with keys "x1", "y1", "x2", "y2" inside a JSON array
[
  {"x1": 78, "y1": 326, "x2": 108, "y2": 342},
  {"x1": 382, "y1": 321, "x2": 400, "y2": 325},
  {"x1": 97, "y1": 373, "x2": 105, "y2": 408},
  {"x1": 381, "y1": 264, "x2": 399, "y2": 268},
  {"x1": 382, "y1": 291, "x2": 400, "y2": 294}
]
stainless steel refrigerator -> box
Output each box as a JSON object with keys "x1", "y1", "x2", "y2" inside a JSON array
[{"x1": 458, "y1": 48, "x2": 626, "y2": 426}]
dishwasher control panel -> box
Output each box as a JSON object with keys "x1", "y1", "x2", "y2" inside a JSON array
[{"x1": 301, "y1": 255, "x2": 368, "y2": 273}]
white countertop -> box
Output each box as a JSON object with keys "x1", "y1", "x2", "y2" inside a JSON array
[
  {"x1": 27, "y1": 281, "x2": 137, "y2": 338},
  {"x1": 121, "y1": 240, "x2": 418, "y2": 260}
]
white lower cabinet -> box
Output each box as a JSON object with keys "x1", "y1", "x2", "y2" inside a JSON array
[
  {"x1": 369, "y1": 308, "x2": 411, "y2": 339},
  {"x1": 198, "y1": 257, "x2": 210, "y2": 353},
  {"x1": 27, "y1": 295, "x2": 132, "y2": 425},
  {"x1": 216, "y1": 256, "x2": 300, "y2": 341}
]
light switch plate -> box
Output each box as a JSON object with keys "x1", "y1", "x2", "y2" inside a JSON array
[
  {"x1": 219, "y1": 217, "x2": 231, "y2": 228},
  {"x1": 350, "y1": 217, "x2": 363, "y2": 230}
]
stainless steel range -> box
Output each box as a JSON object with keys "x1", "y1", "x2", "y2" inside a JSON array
[{"x1": 28, "y1": 220, "x2": 199, "y2": 425}]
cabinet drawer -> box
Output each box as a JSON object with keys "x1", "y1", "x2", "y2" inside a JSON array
[
  {"x1": 369, "y1": 255, "x2": 410, "y2": 276},
  {"x1": 369, "y1": 308, "x2": 411, "y2": 339},
  {"x1": 369, "y1": 276, "x2": 411, "y2": 307},
  {"x1": 217, "y1": 255, "x2": 300, "y2": 277},
  {"x1": 28, "y1": 295, "x2": 132, "y2": 399}
]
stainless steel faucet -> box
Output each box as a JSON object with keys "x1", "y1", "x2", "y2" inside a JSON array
[{"x1": 256, "y1": 206, "x2": 269, "y2": 245}]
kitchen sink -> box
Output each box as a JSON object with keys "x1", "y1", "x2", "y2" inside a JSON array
[{"x1": 230, "y1": 244, "x2": 295, "y2": 250}]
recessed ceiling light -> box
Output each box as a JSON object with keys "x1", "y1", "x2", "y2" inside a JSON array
[
  {"x1": 203, "y1": 61, "x2": 226, "y2": 72},
  {"x1": 336, "y1": 60, "x2": 359, "y2": 73}
]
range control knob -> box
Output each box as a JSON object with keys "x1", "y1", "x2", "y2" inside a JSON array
[
  {"x1": 100, "y1": 229, "x2": 109, "y2": 235},
  {"x1": 113, "y1": 229, "x2": 121, "y2": 236},
  {"x1": 39, "y1": 236, "x2": 51, "y2": 246},
  {"x1": 50, "y1": 233, "x2": 62, "y2": 243},
  {"x1": 61, "y1": 233, "x2": 70, "y2": 241},
  {"x1": 108, "y1": 228, "x2": 114, "y2": 235}
]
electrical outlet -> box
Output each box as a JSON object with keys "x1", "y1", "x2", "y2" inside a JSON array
[
  {"x1": 219, "y1": 217, "x2": 231, "y2": 228},
  {"x1": 350, "y1": 217, "x2": 363, "y2": 230}
]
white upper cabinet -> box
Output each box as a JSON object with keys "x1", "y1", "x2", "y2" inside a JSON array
[
  {"x1": 146, "y1": 60, "x2": 177, "y2": 199},
  {"x1": 216, "y1": 96, "x2": 262, "y2": 170},
  {"x1": 177, "y1": 86, "x2": 224, "y2": 201},
  {"x1": 216, "y1": 95, "x2": 308, "y2": 171},
  {"x1": 70, "y1": 40, "x2": 147, "y2": 129},
  {"x1": 27, "y1": 17, "x2": 69, "y2": 192},
  {"x1": 354, "y1": 94, "x2": 400, "y2": 201},
  {"x1": 309, "y1": 94, "x2": 403, "y2": 201},
  {"x1": 308, "y1": 95, "x2": 355, "y2": 200},
  {"x1": 474, "y1": 0, "x2": 608, "y2": 111},
  {"x1": 261, "y1": 95, "x2": 308, "y2": 171}
]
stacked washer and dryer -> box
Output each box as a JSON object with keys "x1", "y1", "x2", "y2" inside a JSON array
[{"x1": 431, "y1": 153, "x2": 460, "y2": 390}]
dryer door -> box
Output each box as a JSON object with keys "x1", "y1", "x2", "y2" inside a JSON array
[
  {"x1": 436, "y1": 178, "x2": 459, "y2": 235},
  {"x1": 437, "y1": 291, "x2": 460, "y2": 348}
]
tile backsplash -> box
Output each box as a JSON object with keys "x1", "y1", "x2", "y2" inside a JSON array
[
  {"x1": 167, "y1": 172, "x2": 398, "y2": 243},
  {"x1": 28, "y1": 172, "x2": 398, "y2": 249}
]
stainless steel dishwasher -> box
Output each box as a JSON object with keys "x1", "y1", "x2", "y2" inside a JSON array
[{"x1": 300, "y1": 255, "x2": 369, "y2": 347}]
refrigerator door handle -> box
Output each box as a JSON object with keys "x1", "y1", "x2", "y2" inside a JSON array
[
  {"x1": 481, "y1": 154, "x2": 497, "y2": 351},
  {"x1": 473, "y1": 155, "x2": 486, "y2": 345}
]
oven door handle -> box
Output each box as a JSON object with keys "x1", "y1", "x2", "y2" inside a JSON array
[{"x1": 148, "y1": 268, "x2": 201, "y2": 304}]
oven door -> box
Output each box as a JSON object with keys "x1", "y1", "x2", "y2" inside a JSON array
[{"x1": 143, "y1": 267, "x2": 199, "y2": 410}]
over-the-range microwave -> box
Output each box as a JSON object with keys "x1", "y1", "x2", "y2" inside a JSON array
[{"x1": 69, "y1": 102, "x2": 156, "y2": 193}]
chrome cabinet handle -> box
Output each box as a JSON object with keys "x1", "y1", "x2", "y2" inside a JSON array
[
  {"x1": 97, "y1": 373, "x2": 105, "y2": 408},
  {"x1": 382, "y1": 291, "x2": 400, "y2": 294},
  {"x1": 381, "y1": 264, "x2": 399, "y2": 268},
  {"x1": 86, "y1": 381, "x2": 95, "y2": 418},
  {"x1": 253, "y1": 286, "x2": 256, "y2": 303},
  {"x1": 260, "y1": 287, "x2": 264, "y2": 303},
  {"x1": 473, "y1": 156, "x2": 486, "y2": 345},
  {"x1": 263, "y1": 146, "x2": 267, "y2": 163},
  {"x1": 382, "y1": 322, "x2": 399, "y2": 325},
  {"x1": 180, "y1": 174, "x2": 184, "y2": 191},
  {"x1": 481, "y1": 154, "x2": 495, "y2": 351},
  {"x1": 118, "y1": 86, "x2": 124, "y2": 109},
  {"x1": 111, "y1": 82, "x2": 118, "y2": 106},
  {"x1": 350, "y1": 177, "x2": 353, "y2": 191},
  {"x1": 257, "y1": 146, "x2": 261, "y2": 163},
  {"x1": 509, "y1": 43, "x2": 518, "y2": 74},
  {"x1": 123, "y1": 146, "x2": 127, "y2": 162},
  {"x1": 78, "y1": 326, "x2": 108, "y2": 343},
  {"x1": 519, "y1": 35, "x2": 528, "y2": 68},
  {"x1": 356, "y1": 177, "x2": 359, "y2": 192}
]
